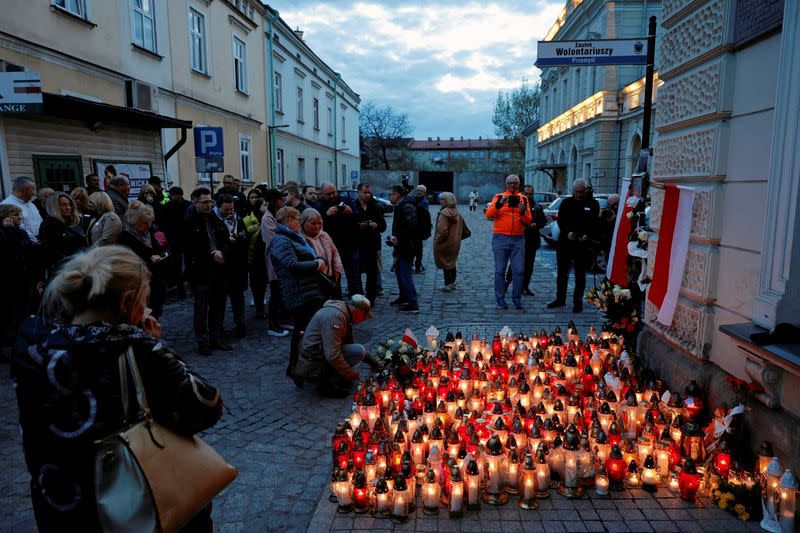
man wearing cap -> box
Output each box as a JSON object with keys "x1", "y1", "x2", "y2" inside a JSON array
[
  {"x1": 148, "y1": 175, "x2": 169, "y2": 205},
  {"x1": 294, "y1": 295, "x2": 383, "y2": 397}
]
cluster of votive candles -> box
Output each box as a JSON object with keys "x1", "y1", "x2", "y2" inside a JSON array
[{"x1": 328, "y1": 326, "x2": 797, "y2": 527}]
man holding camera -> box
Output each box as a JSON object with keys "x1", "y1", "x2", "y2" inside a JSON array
[
  {"x1": 387, "y1": 185, "x2": 419, "y2": 313},
  {"x1": 548, "y1": 178, "x2": 599, "y2": 313},
  {"x1": 485, "y1": 175, "x2": 533, "y2": 310},
  {"x1": 318, "y1": 181, "x2": 359, "y2": 296}
]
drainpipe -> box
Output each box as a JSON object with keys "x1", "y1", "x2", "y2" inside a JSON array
[
  {"x1": 164, "y1": 126, "x2": 188, "y2": 168},
  {"x1": 614, "y1": 92, "x2": 624, "y2": 193},
  {"x1": 265, "y1": 8, "x2": 278, "y2": 187},
  {"x1": 333, "y1": 73, "x2": 339, "y2": 187}
]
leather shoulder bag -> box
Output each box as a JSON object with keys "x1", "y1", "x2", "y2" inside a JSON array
[{"x1": 95, "y1": 346, "x2": 237, "y2": 532}]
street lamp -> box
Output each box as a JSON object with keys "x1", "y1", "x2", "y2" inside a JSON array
[{"x1": 268, "y1": 124, "x2": 289, "y2": 186}]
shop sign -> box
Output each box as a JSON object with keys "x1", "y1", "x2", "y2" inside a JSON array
[{"x1": 0, "y1": 72, "x2": 43, "y2": 113}]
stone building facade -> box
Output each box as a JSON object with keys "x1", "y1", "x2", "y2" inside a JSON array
[{"x1": 640, "y1": 0, "x2": 800, "y2": 472}]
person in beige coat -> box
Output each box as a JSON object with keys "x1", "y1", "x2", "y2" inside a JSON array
[{"x1": 433, "y1": 192, "x2": 466, "y2": 291}]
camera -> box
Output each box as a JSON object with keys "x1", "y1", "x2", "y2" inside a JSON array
[{"x1": 508, "y1": 195, "x2": 520, "y2": 208}]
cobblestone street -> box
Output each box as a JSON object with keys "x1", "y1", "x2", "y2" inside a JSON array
[{"x1": 0, "y1": 209, "x2": 760, "y2": 532}]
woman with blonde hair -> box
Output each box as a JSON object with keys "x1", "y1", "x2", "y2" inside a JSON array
[
  {"x1": 70, "y1": 187, "x2": 93, "y2": 233},
  {"x1": 117, "y1": 201, "x2": 169, "y2": 317},
  {"x1": 38, "y1": 191, "x2": 87, "y2": 277},
  {"x1": 11, "y1": 245, "x2": 222, "y2": 531},
  {"x1": 433, "y1": 191, "x2": 465, "y2": 291},
  {"x1": 87, "y1": 191, "x2": 122, "y2": 246},
  {"x1": 301, "y1": 207, "x2": 343, "y2": 299}
]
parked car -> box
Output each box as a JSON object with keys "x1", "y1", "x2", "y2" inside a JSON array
[{"x1": 532, "y1": 191, "x2": 558, "y2": 208}]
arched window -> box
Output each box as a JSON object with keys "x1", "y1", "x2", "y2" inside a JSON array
[{"x1": 630, "y1": 134, "x2": 642, "y2": 177}]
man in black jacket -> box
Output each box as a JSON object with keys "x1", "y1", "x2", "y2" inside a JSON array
[
  {"x1": 413, "y1": 184, "x2": 432, "y2": 273},
  {"x1": 215, "y1": 174, "x2": 247, "y2": 216},
  {"x1": 317, "y1": 181, "x2": 359, "y2": 295},
  {"x1": 184, "y1": 187, "x2": 234, "y2": 354},
  {"x1": 214, "y1": 194, "x2": 249, "y2": 338},
  {"x1": 548, "y1": 179, "x2": 599, "y2": 313},
  {"x1": 387, "y1": 185, "x2": 419, "y2": 313},
  {"x1": 352, "y1": 183, "x2": 386, "y2": 302},
  {"x1": 506, "y1": 184, "x2": 547, "y2": 296},
  {"x1": 159, "y1": 186, "x2": 192, "y2": 297}
]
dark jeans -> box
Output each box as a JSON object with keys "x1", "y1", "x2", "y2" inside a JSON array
[
  {"x1": 223, "y1": 280, "x2": 246, "y2": 329},
  {"x1": 289, "y1": 301, "x2": 324, "y2": 374},
  {"x1": 250, "y1": 264, "x2": 267, "y2": 315},
  {"x1": 394, "y1": 254, "x2": 417, "y2": 305},
  {"x1": 556, "y1": 244, "x2": 589, "y2": 305},
  {"x1": 358, "y1": 246, "x2": 379, "y2": 301},
  {"x1": 192, "y1": 280, "x2": 225, "y2": 345},
  {"x1": 444, "y1": 268, "x2": 457, "y2": 286},
  {"x1": 340, "y1": 248, "x2": 362, "y2": 297},
  {"x1": 268, "y1": 280, "x2": 286, "y2": 326},
  {"x1": 413, "y1": 239, "x2": 425, "y2": 269}
]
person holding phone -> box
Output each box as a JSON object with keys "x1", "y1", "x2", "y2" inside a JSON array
[{"x1": 484, "y1": 175, "x2": 532, "y2": 310}]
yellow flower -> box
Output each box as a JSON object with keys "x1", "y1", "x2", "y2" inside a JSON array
[
  {"x1": 734, "y1": 504, "x2": 745, "y2": 514},
  {"x1": 740, "y1": 512, "x2": 750, "y2": 521}
]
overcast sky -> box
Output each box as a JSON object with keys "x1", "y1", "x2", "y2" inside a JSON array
[{"x1": 268, "y1": 1, "x2": 563, "y2": 140}]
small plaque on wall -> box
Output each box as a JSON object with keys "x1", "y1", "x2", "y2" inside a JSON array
[{"x1": 733, "y1": 0, "x2": 784, "y2": 49}]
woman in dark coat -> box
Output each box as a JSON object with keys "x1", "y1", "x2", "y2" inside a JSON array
[
  {"x1": 11, "y1": 245, "x2": 222, "y2": 532},
  {"x1": 269, "y1": 206, "x2": 326, "y2": 384},
  {"x1": 38, "y1": 192, "x2": 88, "y2": 278},
  {"x1": 116, "y1": 201, "x2": 168, "y2": 317}
]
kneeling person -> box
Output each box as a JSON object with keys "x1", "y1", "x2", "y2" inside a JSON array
[{"x1": 295, "y1": 295, "x2": 382, "y2": 396}]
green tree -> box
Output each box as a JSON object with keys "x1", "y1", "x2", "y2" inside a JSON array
[{"x1": 492, "y1": 80, "x2": 541, "y2": 159}]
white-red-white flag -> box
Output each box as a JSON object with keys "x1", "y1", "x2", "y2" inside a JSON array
[
  {"x1": 607, "y1": 178, "x2": 634, "y2": 286},
  {"x1": 647, "y1": 184, "x2": 696, "y2": 325},
  {"x1": 401, "y1": 328, "x2": 418, "y2": 349}
]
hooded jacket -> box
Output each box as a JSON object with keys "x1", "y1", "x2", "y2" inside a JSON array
[
  {"x1": 11, "y1": 318, "x2": 222, "y2": 531},
  {"x1": 296, "y1": 300, "x2": 359, "y2": 382}
]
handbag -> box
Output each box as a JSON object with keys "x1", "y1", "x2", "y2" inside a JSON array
[
  {"x1": 461, "y1": 219, "x2": 472, "y2": 240},
  {"x1": 95, "y1": 347, "x2": 237, "y2": 532}
]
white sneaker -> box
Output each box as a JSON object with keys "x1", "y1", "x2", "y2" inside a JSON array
[{"x1": 268, "y1": 328, "x2": 289, "y2": 337}]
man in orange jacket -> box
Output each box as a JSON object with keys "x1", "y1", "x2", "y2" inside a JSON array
[{"x1": 485, "y1": 174, "x2": 533, "y2": 309}]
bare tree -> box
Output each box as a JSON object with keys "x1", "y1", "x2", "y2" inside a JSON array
[
  {"x1": 360, "y1": 101, "x2": 414, "y2": 170},
  {"x1": 492, "y1": 80, "x2": 541, "y2": 155}
]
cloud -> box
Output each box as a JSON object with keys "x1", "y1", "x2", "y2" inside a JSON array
[{"x1": 268, "y1": 1, "x2": 563, "y2": 138}]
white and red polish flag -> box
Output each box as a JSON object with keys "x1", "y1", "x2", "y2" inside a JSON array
[
  {"x1": 607, "y1": 178, "x2": 635, "y2": 287},
  {"x1": 401, "y1": 328, "x2": 419, "y2": 349},
  {"x1": 647, "y1": 184, "x2": 696, "y2": 325}
]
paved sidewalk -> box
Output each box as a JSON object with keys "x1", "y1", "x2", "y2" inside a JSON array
[{"x1": 0, "y1": 208, "x2": 744, "y2": 532}]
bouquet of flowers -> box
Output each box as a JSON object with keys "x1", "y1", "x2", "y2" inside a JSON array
[
  {"x1": 374, "y1": 337, "x2": 428, "y2": 387},
  {"x1": 585, "y1": 279, "x2": 641, "y2": 335},
  {"x1": 710, "y1": 479, "x2": 761, "y2": 521}
]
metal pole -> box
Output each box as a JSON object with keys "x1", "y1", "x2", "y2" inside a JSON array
[{"x1": 640, "y1": 16, "x2": 657, "y2": 199}]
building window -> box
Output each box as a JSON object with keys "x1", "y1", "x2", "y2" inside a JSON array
[
  {"x1": 233, "y1": 36, "x2": 248, "y2": 94},
  {"x1": 552, "y1": 87, "x2": 558, "y2": 116},
  {"x1": 188, "y1": 8, "x2": 207, "y2": 74},
  {"x1": 313, "y1": 98, "x2": 319, "y2": 130},
  {"x1": 239, "y1": 134, "x2": 252, "y2": 182},
  {"x1": 562, "y1": 78, "x2": 568, "y2": 109},
  {"x1": 479, "y1": 151, "x2": 485, "y2": 159},
  {"x1": 53, "y1": 0, "x2": 87, "y2": 18},
  {"x1": 574, "y1": 68, "x2": 581, "y2": 101},
  {"x1": 327, "y1": 106, "x2": 333, "y2": 135},
  {"x1": 314, "y1": 157, "x2": 319, "y2": 182},
  {"x1": 276, "y1": 149, "x2": 284, "y2": 184},
  {"x1": 298, "y1": 158, "x2": 306, "y2": 182},
  {"x1": 341, "y1": 163, "x2": 346, "y2": 184},
  {"x1": 131, "y1": 0, "x2": 156, "y2": 52},
  {"x1": 296, "y1": 87, "x2": 304, "y2": 122},
  {"x1": 328, "y1": 160, "x2": 332, "y2": 179},
  {"x1": 341, "y1": 115, "x2": 346, "y2": 143},
  {"x1": 274, "y1": 72, "x2": 282, "y2": 112}
]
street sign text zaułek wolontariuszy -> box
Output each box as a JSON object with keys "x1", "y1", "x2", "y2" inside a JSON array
[{"x1": 535, "y1": 39, "x2": 647, "y2": 67}]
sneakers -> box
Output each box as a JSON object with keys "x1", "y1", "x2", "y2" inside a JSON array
[
  {"x1": 522, "y1": 288, "x2": 535, "y2": 296},
  {"x1": 268, "y1": 328, "x2": 290, "y2": 337},
  {"x1": 399, "y1": 303, "x2": 419, "y2": 314},
  {"x1": 390, "y1": 298, "x2": 407, "y2": 306},
  {"x1": 547, "y1": 300, "x2": 566, "y2": 309},
  {"x1": 496, "y1": 301, "x2": 509, "y2": 310}
]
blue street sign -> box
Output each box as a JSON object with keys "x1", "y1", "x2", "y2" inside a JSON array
[{"x1": 194, "y1": 126, "x2": 224, "y2": 157}]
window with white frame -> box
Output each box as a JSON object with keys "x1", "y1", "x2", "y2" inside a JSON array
[
  {"x1": 296, "y1": 87, "x2": 303, "y2": 122},
  {"x1": 297, "y1": 158, "x2": 305, "y2": 182},
  {"x1": 276, "y1": 149, "x2": 284, "y2": 184},
  {"x1": 341, "y1": 115, "x2": 346, "y2": 143},
  {"x1": 314, "y1": 158, "x2": 320, "y2": 182},
  {"x1": 327, "y1": 160, "x2": 332, "y2": 179},
  {"x1": 131, "y1": 0, "x2": 157, "y2": 52},
  {"x1": 239, "y1": 135, "x2": 252, "y2": 182},
  {"x1": 233, "y1": 36, "x2": 248, "y2": 93},
  {"x1": 188, "y1": 8, "x2": 207, "y2": 74},
  {"x1": 313, "y1": 98, "x2": 319, "y2": 130},
  {"x1": 341, "y1": 163, "x2": 346, "y2": 184},
  {"x1": 327, "y1": 106, "x2": 333, "y2": 135},
  {"x1": 53, "y1": 0, "x2": 87, "y2": 19},
  {"x1": 274, "y1": 72, "x2": 283, "y2": 112}
]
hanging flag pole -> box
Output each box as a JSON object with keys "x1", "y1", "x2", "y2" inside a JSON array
[{"x1": 639, "y1": 16, "x2": 657, "y2": 200}]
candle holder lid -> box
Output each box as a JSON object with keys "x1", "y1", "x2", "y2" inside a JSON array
[
  {"x1": 486, "y1": 434, "x2": 503, "y2": 455},
  {"x1": 780, "y1": 469, "x2": 798, "y2": 490}
]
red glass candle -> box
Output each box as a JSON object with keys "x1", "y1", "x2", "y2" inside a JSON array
[
  {"x1": 678, "y1": 460, "x2": 701, "y2": 502},
  {"x1": 352, "y1": 470, "x2": 369, "y2": 513},
  {"x1": 605, "y1": 444, "x2": 627, "y2": 490}
]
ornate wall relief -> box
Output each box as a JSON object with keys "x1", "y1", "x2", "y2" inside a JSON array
[
  {"x1": 656, "y1": 61, "x2": 722, "y2": 127},
  {"x1": 644, "y1": 298, "x2": 713, "y2": 358},
  {"x1": 660, "y1": 0, "x2": 726, "y2": 75},
  {"x1": 652, "y1": 127, "x2": 716, "y2": 178}
]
